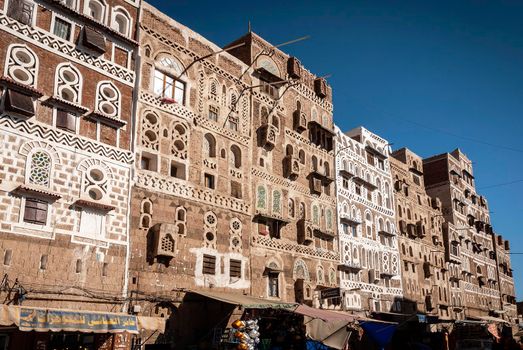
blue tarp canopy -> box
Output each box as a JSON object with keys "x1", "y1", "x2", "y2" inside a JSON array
[{"x1": 360, "y1": 320, "x2": 398, "y2": 350}]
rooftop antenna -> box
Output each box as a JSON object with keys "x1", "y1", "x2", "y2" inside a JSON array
[{"x1": 248, "y1": 20, "x2": 252, "y2": 33}]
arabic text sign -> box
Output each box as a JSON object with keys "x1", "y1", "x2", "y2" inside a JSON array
[{"x1": 19, "y1": 308, "x2": 138, "y2": 333}]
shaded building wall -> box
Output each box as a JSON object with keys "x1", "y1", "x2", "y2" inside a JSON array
[
  {"x1": 128, "y1": 3, "x2": 254, "y2": 347},
  {"x1": 424, "y1": 150, "x2": 503, "y2": 320},
  {"x1": 227, "y1": 32, "x2": 340, "y2": 307},
  {"x1": 391, "y1": 148, "x2": 451, "y2": 318}
]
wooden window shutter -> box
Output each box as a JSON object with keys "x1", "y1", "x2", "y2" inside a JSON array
[
  {"x1": 229, "y1": 259, "x2": 242, "y2": 278},
  {"x1": 314, "y1": 78, "x2": 327, "y2": 98},
  {"x1": 287, "y1": 57, "x2": 302, "y2": 79},
  {"x1": 83, "y1": 26, "x2": 106, "y2": 53},
  {"x1": 5, "y1": 90, "x2": 34, "y2": 117},
  {"x1": 56, "y1": 110, "x2": 76, "y2": 132},
  {"x1": 7, "y1": 0, "x2": 33, "y2": 25}
]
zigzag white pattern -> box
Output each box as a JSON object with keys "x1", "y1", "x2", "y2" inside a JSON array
[{"x1": 0, "y1": 115, "x2": 133, "y2": 164}]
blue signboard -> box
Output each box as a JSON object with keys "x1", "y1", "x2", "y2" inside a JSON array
[{"x1": 19, "y1": 308, "x2": 138, "y2": 333}]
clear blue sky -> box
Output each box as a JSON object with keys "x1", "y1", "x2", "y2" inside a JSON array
[{"x1": 148, "y1": 0, "x2": 523, "y2": 297}]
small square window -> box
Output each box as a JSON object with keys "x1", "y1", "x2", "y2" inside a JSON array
[
  {"x1": 202, "y1": 254, "x2": 216, "y2": 275},
  {"x1": 24, "y1": 198, "x2": 48, "y2": 225},
  {"x1": 204, "y1": 173, "x2": 215, "y2": 189},
  {"x1": 140, "y1": 152, "x2": 157, "y2": 171},
  {"x1": 228, "y1": 118, "x2": 238, "y2": 131},
  {"x1": 53, "y1": 17, "x2": 72, "y2": 40}
]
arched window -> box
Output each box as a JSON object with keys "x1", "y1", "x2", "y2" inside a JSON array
[
  {"x1": 230, "y1": 145, "x2": 241, "y2": 168},
  {"x1": 288, "y1": 198, "x2": 295, "y2": 218},
  {"x1": 27, "y1": 150, "x2": 52, "y2": 187},
  {"x1": 326, "y1": 209, "x2": 333, "y2": 230},
  {"x1": 55, "y1": 63, "x2": 82, "y2": 103},
  {"x1": 271, "y1": 115, "x2": 280, "y2": 129},
  {"x1": 299, "y1": 202, "x2": 306, "y2": 219},
  {"x1": 299, "y1": 150, "x2": 305, "y2": 164},
  {"x1": 153, "y1": 54, "x2": 186, "y2": 104},
  {"x1": 203, "y1": 134, "x2": 216, "y2": 158},
  {"x1": 5, "y1": 44, "x2": 38, "y2": 87},
  {"x1": 312, "y1": 156, "x2": 318, "y2": 171},
  {"x1": 112, "y1": 7, "x2": 131, "y2": 36},
  {"x1": 407, "y1": 208, "x2": 412, "y2": 220},
  {"x1": 96, "y1": 81, "x2": 120, "y2": 118},
  {"x1": 285, "y1": 144, "x2": 293, "y2": 156},
  {"x1": 312, "y1": 204, "x2": 319, "y2": 225},
  {"x1": 257, "y1": 186, "x2": 267, "y2": 209},
  {"x1": 85, "y1": 0, "x2": 106, "y2": 22},
  {"x1": 272, "y1": 190, "x2": 281, "y2": 214}
]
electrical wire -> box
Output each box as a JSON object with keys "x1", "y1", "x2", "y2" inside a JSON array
[{"x1": 478, "y1": 179, "x2": 523, "y2": 190}]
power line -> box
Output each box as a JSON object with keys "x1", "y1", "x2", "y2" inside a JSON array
[
  {"x1": 479, "y1": 179, "x2": 523, "y2": 190},
  {"x1": 343, "y1": 96, "x2": 523, "y2": 154}
]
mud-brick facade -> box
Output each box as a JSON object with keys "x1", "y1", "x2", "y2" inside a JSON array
[
  {"x1": 127, "y1": 3, "x2": 254, "y2": 347},
  {"x1": 335, "y1": 126, "x2": 402, "y2": 313},
  {"x1": 225, "y1": 32, "x2": 339, "y2": 308},
  {"x1": 0, "y1": 0, "x2": 140, "y2": 347},
  {"x1": 493, "y1": 234, "x2": 517, "y2": 322},
  {"x1": 423, "y1": 149, "x2": 514, "y2": 320},
  {"x1": 390, "y1": 148, "x2": 451, "y2": 318}
]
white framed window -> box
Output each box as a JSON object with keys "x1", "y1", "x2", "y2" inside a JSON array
[
  {"x1": 153, "y1": 54, "x2": 186, "y2": 104},
  {"x1": 79, "y1": 208, "x2": 106, "y2": 239},
  {"x1": 111, "y1": 7, "x2": 132, "y2": 37},
  {"x1": 55, "y1": 63, "x2": 82, "y2": 103},
  {"x1": 59, "y1": 0, "x2": 78, "y2": 10},
  {"x1": 95, "y1": 81, "x2": 121, "y2": 118},
  {"x1": 84, "y1": 0, "x2": 106, "y2": 23},
  {"x1": 4, "y1": 44, "x2": 38, "y2": 87},
  {"x1": 52, "y1": 15, "x2": 74, "y2": 41}
]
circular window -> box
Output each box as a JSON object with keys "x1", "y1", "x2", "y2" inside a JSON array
[
  {"x1": 144, "y1": 130, "x2": 157, "y2": 142},
  {"x1": 232, "y1": 237, "x2": 240, "y2": 247},
  {"x1": 205, "y1": 232, "x2": 214, "y2": 241},
  {"x1": 145, "y1": 113, "x2": 157, "y2": 125},
  {"x1": 9, "y1": 67, "x2": 31, "y2": 85},
  {"x1": 101, "y1": 85, "x2": 117, "y2": 100},
  {"x1": 13, "y1": 48, "x2": 35, "y2": 66},
  {"x1": 88, "y1": 187, "x2": 103, "y2": 200},
  {"x1": 88, "y1": 168, "x2": 105, "y2": 183},
  {"x1": 205, "y1": 213, "x2": 216, "y2": 226},
  {"x1": 61, "y1": 68, "x2": 79, "y2": 84},
  {"x1": 174, "y1": 124, "x2": 186, "y2": 135},
  {"x1": 173, "y1": 140, "x2": 185, "y2": 151},
  {"x1": 231, "y1": 220, "x2": 241, "y2": 231},
  {"x1": 99, "y1": 101, "x2": 116, "y2": 116},
  {"x1": 60, "y1": 87, "x2": 76, "y2": 102}
]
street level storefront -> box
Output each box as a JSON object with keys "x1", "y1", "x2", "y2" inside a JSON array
[{"x1": 0, "y1": 305, "x2": 164, "y2": 350}]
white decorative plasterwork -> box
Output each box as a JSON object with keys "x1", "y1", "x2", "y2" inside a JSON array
[{"x1": 0, "y1": 13, "x2": 135, "y2": 85}]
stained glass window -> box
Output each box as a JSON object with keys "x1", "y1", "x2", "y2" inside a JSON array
[
  {"x1": 257, "y1": 186, "x2": 266, "y2": 209},
  {"x1": 29, "y1": 151, "x2": 51, "y2": 187},
  {"x1": 272, "y1": 190, "x2": 281, "y2": 213}
]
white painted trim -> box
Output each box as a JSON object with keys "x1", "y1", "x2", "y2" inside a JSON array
[
  {"x1": 0, "y1": 17, "x2": 135, "y2": 86},
  {"x1": 50, "y1": 12, "x2": 75, "y2": 42}
]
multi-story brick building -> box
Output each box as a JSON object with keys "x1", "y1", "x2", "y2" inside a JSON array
[
  {"x1": 391, "y1": 148, "x2": 451, "y2": 318},
  {"x1": 225, "y1": 31, "x2": 339, "y2": 308},
  {"x1": 423, "y1": 149, "x2": 512, "y2": 320},
  {"x1": 127, "y1": 3, "x2": 256, "y2": 347},
  {"x1": 493, "y1": 234, "x2": 517, "y2": 322},
  {"x1": 0, "y1": 0, "x2": 140, "y2": 348},
  {"x1": 335, "y1": 126, "x2": 402, "y2": 313}
]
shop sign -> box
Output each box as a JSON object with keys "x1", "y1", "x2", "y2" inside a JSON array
[
  {"x1": 19, "y1": 308, "x2": 138, "y2": 333},
  {"x1": 320, "y1": 287, "x2": 341, "y2": 299}
]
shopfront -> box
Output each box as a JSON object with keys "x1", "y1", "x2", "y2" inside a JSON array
[{"x1": 0, "y1": 305, "x2": 164, "y2": 350}]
